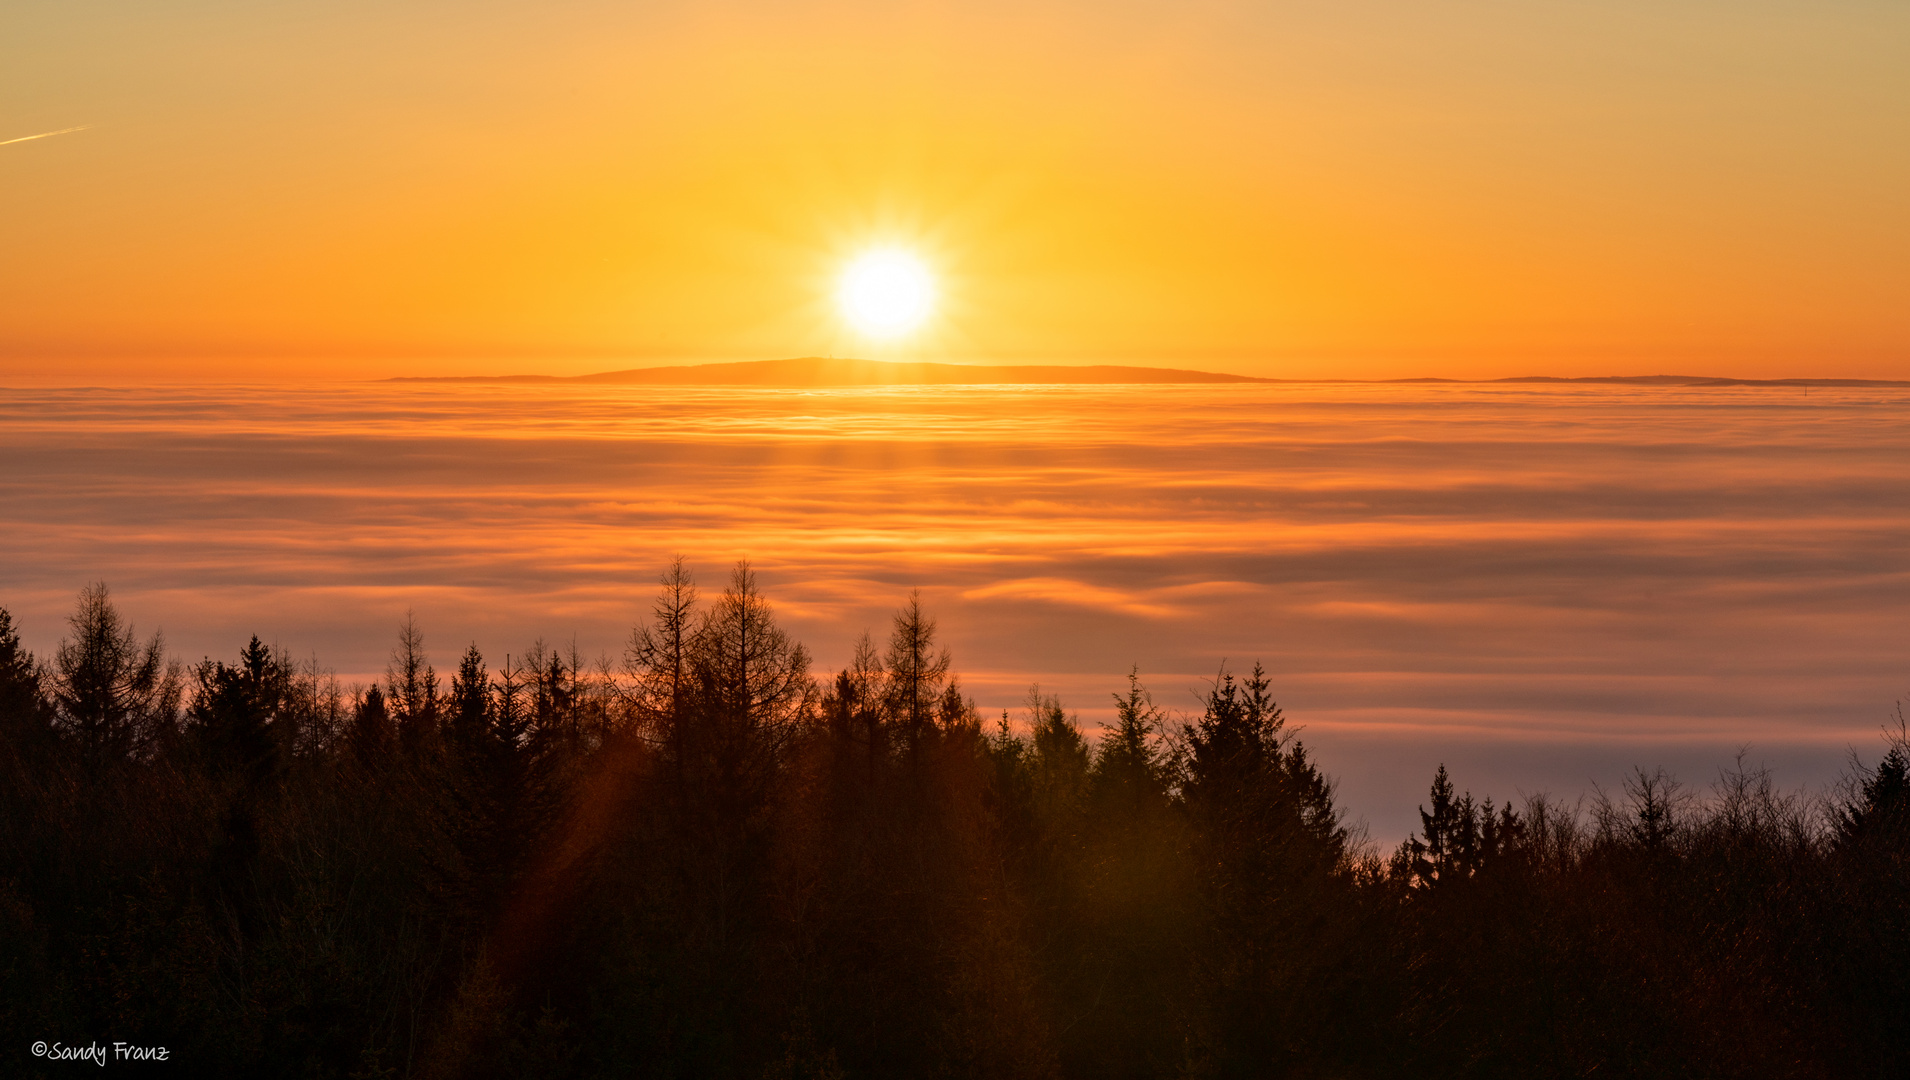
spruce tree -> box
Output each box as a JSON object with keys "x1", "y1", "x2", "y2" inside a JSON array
[
  {"x1": 187, "y1": 635, "x2": 290, "y2": 782},
  {"x1": 448, "y1": 643, "x2": 490, "y2": 756},
  {"x1": 1092, "y1": 667, "x2": 1166, "y2": 813},
  {"x1": 0, "y1": 607, "x2": 53, "y2": 762}
]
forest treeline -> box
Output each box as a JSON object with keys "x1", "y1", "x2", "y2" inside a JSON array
[{"x1": 1, "y1": 565, "x2": 1905, "y2": 1079}]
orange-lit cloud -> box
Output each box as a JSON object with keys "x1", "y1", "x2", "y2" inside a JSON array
[
  {"x1": 4, "y1": 380, "x2": 1908, "y2": 836},
  {"x1": 0, "y1": 125, "x2": 90, "y2": 147},
  {"x1": 962, "y1": 578, "x2": 1181, "y2": 619}
]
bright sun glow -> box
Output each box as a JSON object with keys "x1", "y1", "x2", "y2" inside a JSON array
[{"x1": 837, "y1": 249, "x2": 935, "y2": 340}]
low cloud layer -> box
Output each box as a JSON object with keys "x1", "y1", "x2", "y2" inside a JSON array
[{"x1": 3, "y1": 381, "x2": 1906, "y2": 837}]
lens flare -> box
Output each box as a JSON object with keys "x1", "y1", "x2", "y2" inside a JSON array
[{"x1": 837, "y1": 249, "x2": 935, "y2": 340}]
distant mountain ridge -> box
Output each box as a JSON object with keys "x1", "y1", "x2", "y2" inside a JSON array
[
  {"x1": 1394, "y1": 374, "x2": 1910, "y2": 388},
  {"x1": 388, "y1": 357, "x2": 1910, "y2": 388},
  {"x1": 389, "y1": 357, "x2": 1269, "y2": 386}
]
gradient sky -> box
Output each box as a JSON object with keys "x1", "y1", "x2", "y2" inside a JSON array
[
  {"x1": 4, "y1": 381, "x2": 1907, "y2": 839},
  {"x1": 5, "y1": 0, "x2": 1908, "y2": 380}
]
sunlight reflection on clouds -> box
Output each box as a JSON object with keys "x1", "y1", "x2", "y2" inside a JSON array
[{"x1": 3, "y1": 381, "x2": 1907, "y2": 836}]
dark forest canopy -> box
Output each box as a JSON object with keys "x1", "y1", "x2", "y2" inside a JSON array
[{"x1": 1, "y1": 571, "x2": 1906, "y2": 1079}]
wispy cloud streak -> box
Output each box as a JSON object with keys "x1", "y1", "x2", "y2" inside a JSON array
[{"x1": 0, "y1": 125, "x2": 91, "y2": 147}]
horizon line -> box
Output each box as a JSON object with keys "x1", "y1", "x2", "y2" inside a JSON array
[{"x1": 386, "y1": 356, "x2": 1910, "y2": 389}]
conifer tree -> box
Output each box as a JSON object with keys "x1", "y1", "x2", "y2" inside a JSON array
[
  {"x1": 385, "y1": 611, "x2": 439, "y2": 755},
  {"x1": 626, "y1": 556, "x2": 701, "y2": 787},
  {"x1": 0, "y1": 607, "x2": 53, "y2": 762},
  {"x1": 524, "y1": 641, "x2": 576, "y2": 756},
  {"x1": 691, "y1": 562, "x2": 812, "y2": 810},
  {"x1": 448, "y1": 643, "x2": 490, "y2": 756},
  {"x1": 187, "y1": 635, "x2": 290, "y2": 782},
  {"x1": 1839, "y1": 712, "x2": 1910, "y2": 841},
  {"x1": 1092, "y1": 667, "x2": 1167, "y2": 813},
  {"x1": 1407, "y1": 764, "x2": 1460, "y2": 887},
  {"x1": 480, "y1": 650, "x2": 552, "y2": 873},
  {"x1": 824, "y1": 631, "x2": 887, "y2": 782},
  {"x1": 1178, "y1": 662, "x2": 1354, "y2": 1076},
  {"x1": 883, "y1": 591, "x2": 949, "y2": 756},
  {"x1": 1029, "y1": 687, "x2": 1090, "y2": 816},
  {"x1": 1182, "y1": 662, "x2": 1286, "y2": 808},
  {"x1": 935, "y1": 677, "x2": 977, "y2": 735},
  {"x1": 50, "y1": 583, "x2": 180, "y2": 767},
  {"x1": 492, "y1": 653, "x2": 532, "y2": 762},
  {"x1": 351, "y1": 682, "x2": 393, "y2": 767}
]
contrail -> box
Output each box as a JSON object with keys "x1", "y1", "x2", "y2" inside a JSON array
[{"x1": 0, "y1": 125, "x2": 91, "y2": 147}]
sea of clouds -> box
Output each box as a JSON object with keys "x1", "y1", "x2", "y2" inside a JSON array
[{"x1": 3, "y1": 379, "x2": 1907, "y2": 839}]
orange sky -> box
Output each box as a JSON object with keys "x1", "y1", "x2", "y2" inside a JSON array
[{"x1": 4, "y1": 0, "x2": 1907, "y2": 381}]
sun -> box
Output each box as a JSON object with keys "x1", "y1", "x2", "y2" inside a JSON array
[{"x1": 836, "y1": 248, "x2": 935, "y2": 340}]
